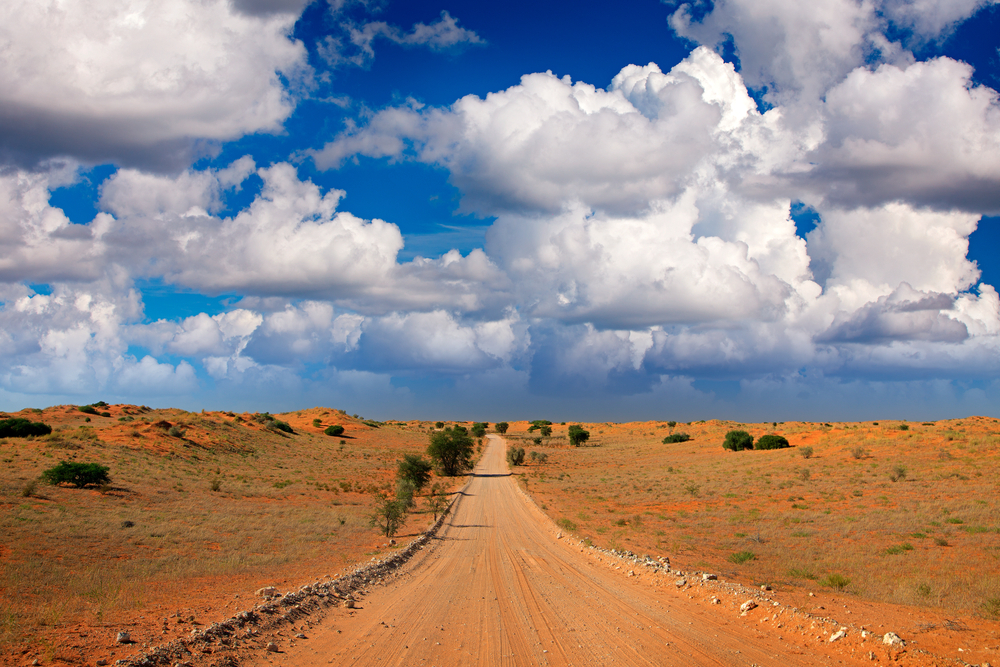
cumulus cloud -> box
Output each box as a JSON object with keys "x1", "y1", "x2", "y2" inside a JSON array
[{"x1": 0, "y1": 0, "x2": 307, "y2": 168}]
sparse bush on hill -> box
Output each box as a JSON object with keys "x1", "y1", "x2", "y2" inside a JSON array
[
  {"x1": 324, "y1": 424, "x2": 345, "y2": 437},
  {"x1": 662, "y1": 433, "x2": 690, "y2": 444},
  {"x1": 800, "y1": 446, "x2": 814, "y2": 459},
  {"x1": 755, "y1": 434, "x2": 790, "y2": 450},
  {"x1": 528, "y1": 451, "x2": 548, "y2": 464},
  {"x1": 434, "y1": 421, "x2": 444, "y2": 429},
  {"x1": 527, "y1": 420, "x2": 552, "y2": 432},
  {"x1": 269, "y1": 419, "x2": 293, "y2": 434},
  {"x1": 428, "y1": 426, "x2": 474, "y2": 476},
  {"x1": 167, "y1": 425, "x2": 185, "y2": 438},
  {"x1": 723, "y1": 430, "x2": 754, "y2": 451},
  {"x1": 0, "y1": 418, "x2": 52, "y2": 438},
  {"x1": 567, "y1": 425, "x2": 590, "y2": 446},
  {"x1": 820, "y1": 573, "x2": 851, "y2": 591},
  {"x1": 889, "y1": 465, "x2": 907, "y2": 482},
  {"x1": 397, "y1": 454, "x2": 432, "y2": 492},
  {"x1": 495, "y1": 422, "x2": 509, "y2": 434},
  {"x1": 728, "y1": 550, "x2": 755, "y2": 564},
  {"x1": 42, "y1": 461, "x2": 110, "y2": 488},
  {"x1": 78, "y1": 405, "x2": 99, "y2": 415},
  {"x1": 667, "y1": 421, "x2": 677, "y2": 428}
]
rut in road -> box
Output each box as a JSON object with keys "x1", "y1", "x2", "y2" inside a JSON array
[{"x1": 260, "y1": 435, "x2": 832, "y2": 666}]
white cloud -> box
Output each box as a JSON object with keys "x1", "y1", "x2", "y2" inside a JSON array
[
  {"x1": 319, "y1": 10, "x2": 483, "y2": 69},
  {"x1": 0, "y1": 0, "x2": 307, "y2": 168}
]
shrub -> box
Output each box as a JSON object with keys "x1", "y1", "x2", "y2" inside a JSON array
[
  {"x1": 167, "y1": 425, "x2": 185, "y2": 438},
  {"x1": 532, "y1": 437, "x2": 542, "y2": 445},
  {"x1": 798, "y1": 467, "x2": 811, "y2": 481},
  {"x1": 723, "y1": 430, "x2": 754, "y2": 451},
  {"x1": 850, "y1": 446, "x2": 867, "y2": 459},
  {"x1": 539, "y1": 425, "x2": 552, "y2": 437},
  {"x1": 728, "y1": 550, "x2": 755, "y2": 564},
  {"x1": 527, "y1": 420, "x2": 552, "y2": 432},
  {"x1": 567, "y1": 425, "x2": 590, "y2": 447},
  {"x1": 426, "y1": 483, "x2": 450, "y2": 520},
  {"x1": 312, "y1": 418, "x2": 322, "y2": 427},
  {"x1": 800, "y1": 446, "x2": 814, "y2": 459},
  {"x1": 507, "y1": 446, "x2": 526, "y2": 466},
  {"x1": 78, "y1": 405, "x2": 99, "y2": 415},
  {"x1": 666, "y1": 421, "x2": 677, "y2": 428},
  {"x1": 755, "y1": 435, "x2": 790, "y2": 450},
  {"x1": 428, "y1": 426, "x2": 475, "y2": 476},
  {"x1": 324, "y1": 424, "x2": 345, "y2": 437},
  {"x1": 396, "y1": 478, "x2": 417, "y2": 509},
  {"x1": 210, "y1": 479, "x2": 222, "y2": 492},
  {"x1": 662, "y1": 433, "x2": 691, "y2": 444},
  {"x1": 21, "y1": 479, "x2": 38, "y2": 498},
  {"x1": 0, "y1": 418, "x2": 52, "y2": 437},
  {"x1": 471, "y1": 422, "x2": 487, "y2": 438},
  {"x1": 397, "y1": 454, "x2": 433, "y2": 492},
  {"x1": 889, "y1": 465, "x2": 907, "y2": 482},
  {"x1": 495, "y1": 422, "x2": 509, "y2": 434},
  {"x1": 820, "y1": 573, "x2": 851, "y2": 591},
  {"x1": 898, "y1": 423, "x2": 909, "y2": 431},
  {"x1": 529, "y1": 451, "x2": 548, "y2": 464},
  {"x1": 556, "y1": 518, "x2": 577, "y2": 531},
  {"x1": 370, "y1": 495, "x2": 407, "y2": 538},
  {"x1": 434, "y1": 421, "x2": 444, "y2": 429},
  {"x1": 269, "y1": 419, "x2": 294, "y2": 434},
  {"x1": 42, "y1": 461, "x2": 110, "y2": 488}
]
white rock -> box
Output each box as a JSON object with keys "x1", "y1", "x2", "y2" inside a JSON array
[
  {"x1": 830, "y1": 630, "x2": 847, "y2": 642},
  {"x1": 883, "y1": 632, "x2": 905, "y2": 646},
  {"x1": 740, "y1": 600, "x2": 758, "y2": 613},
  {"x1": 115, "y1": 631, "x2": 130, "y2": 644},
  {"x1": 256, "y1": 586, "x2": 278, "y2": 597},
  {"x1": 702, "y1": 573, "x2": 717, "y2": 581},
  {"x1": 266, "y1": 641, "x2": 279, "y2": 652}
]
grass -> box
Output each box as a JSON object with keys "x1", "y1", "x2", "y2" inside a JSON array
[{"x1": 728, "y1": 550, "x2": 755, "y2": 564}]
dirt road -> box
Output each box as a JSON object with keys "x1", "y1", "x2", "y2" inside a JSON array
[{"x1": 254, "y1": 435, "x2": 858, "y2": 666}]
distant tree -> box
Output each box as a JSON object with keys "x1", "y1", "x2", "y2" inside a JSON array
[
  {"x1": 0, "y1": 418, "x2": 52, "y2": 438},
  {"x1": 397, "y1": 454, "x2": 433, "y2": 492},
  {"x1": 434, "y1": 421, "x2": 445, "y2": 429},
  {"x1": 667, "y1": 421, "x2": 677, "y2": 428},
  {"x1": 723, "y1": 430, "x2": 754, "y2": 451},
  {"x1": 427, "y1": 426, "x2": 475, "y2": 476},
  {"x1": 539, "y1": 425, "x2": 552, "y2": 437},
  {"x1": 662, "y1": 433, "x2": 691, "y2": 444},
  {"x1": 471, "y1": 422, "x2": 487, "y2": 438},
  {"x1": 324, "y1": 424, "x2": 345, "y2": 437},
  {"x1": 567, "y1": 425, "x2": 590, "y2": 447},
  {"x1": 527, "y1": 420, "x2": 552, "y2": 432},
  {"x1": 42, "y1": 461, "x2": 110, "y2": 488},
  {"x1": 495, "y1": 422, "x2": 509, "y2": 434},
  {"x1": 370, "y1": 495, "x2": 407, "y2": 538}
]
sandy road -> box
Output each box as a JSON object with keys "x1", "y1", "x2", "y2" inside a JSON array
[{"x1": 256, "y1": 435, "x2": 842, "y2": 666}]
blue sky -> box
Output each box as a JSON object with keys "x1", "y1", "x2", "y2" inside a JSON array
[{"x1": 2, "y1": 0, "x2": 1000, "y2": 421}]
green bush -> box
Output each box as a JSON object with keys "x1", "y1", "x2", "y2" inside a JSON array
[
  {"x1": 723, "y1": 430, "x2": 754, "y2": 451},
  {"x1": 434, "y1": 421, "x2": 444, "y2": 429},
  {"x1": 324, "y1": 424, "x2": 345, "y2": 437},
  {"x1": 662, "y1": 433, "x2": 691, "y2": 443},
  {"x1": 567, "y1": 425, "x2": 590, "y2": 446},
  {"x1": 0, "y1": 418, "x2": 52, "y2": 437},
  {"x1": 507, "y1": 446, "x2": 526, "y2": 466},
  {"x1": 78, "y1": 405, "x2": 99, "y2": 415},
  {"x1": 42, "y1": 461, "x2": 110, "y2": 488},
  {"x1": 397, "y1": 454, "x2": 433, "y2": 492},
  {"x1": 666, "y1": 421, "x2": 677, "y2": 428},
  {"x1": 755, "y1": 434, "x2": 790, "y2": 450},
  {"x1": 269, "y1": 419, "x2": 294, "y2": 434},
  {"x1": 527, "y1": 420, "x2": 552, "y2": 432},
  {"x1": 428, "y1": 426, "x2": 475, "y2": 476},
  {"x1": 471, "y1": 422, "x2": 487, "y2": 438},
  {"x1": 495, "y1": 422, "x2": 509, "y2": 434},
  {"x1": 799, "y1": 446, "x2": 814, "y2": 459}
]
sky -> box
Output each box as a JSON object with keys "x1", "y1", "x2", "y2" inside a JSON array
[{"x1": 2, "y1": 0, "x2": 1000, "y2": 421}]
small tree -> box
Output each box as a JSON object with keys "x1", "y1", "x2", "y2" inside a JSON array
[
  {"x1": 427, "y1": 426, "x2": 475, "y2": 476},
  {"x1": 666, "y1": 420, "x2": 677, "y2": 428},
  {"x1": 370, "y1": 495, "x2": 407, "y2": 538},
  {"x1": 426, "y1": 483, "x2": 449, "y2": 520},
  {"x1": 539, "y1": 425, "x2": 552, "y2": 437},
  {"x1": 567, "y1": 425, "x2": 590, "y2": 447},
  {"x1": 434, "y1": 421, "x2": 444, "y2": 429},
  {"x1": 723, "y1": 430, "x2": 754, "y2": 451},
  {"x1": 42, "y1": 461, "x2": 110, "y2": 488},
  {"x1": 324, "y1": 424, "x2": 345, "y2": 437},
  {"x1": 755, "y1": 434, "x2": 790, "y2": 450},
  {"x1": 662, "y1": 433, "x2": 691, "y2": 443},
  {"x1": 396, "y1": 478, "x2": 417, "y2": 509},
  {"x1": 397, "y1": 454, "x2": 433, "y2": 493},
  {"x1": 471, "y1": 422, "x2": 487, "y2": 438},
  {"x1": 495, "y1": 422, "x2": 509, "y2": 434}
]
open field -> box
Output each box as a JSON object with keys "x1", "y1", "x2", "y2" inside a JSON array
[
  {"x1": 505, "y1": 417, "x2": 1000, "y2": 617},
  {"x1": 0, "y1": 404, "x2": 455, "y2": 663}
]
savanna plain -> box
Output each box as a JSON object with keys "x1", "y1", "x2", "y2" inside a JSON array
[{"x1": 2, "y1": 404, "x2": 999, "y2": 666}]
